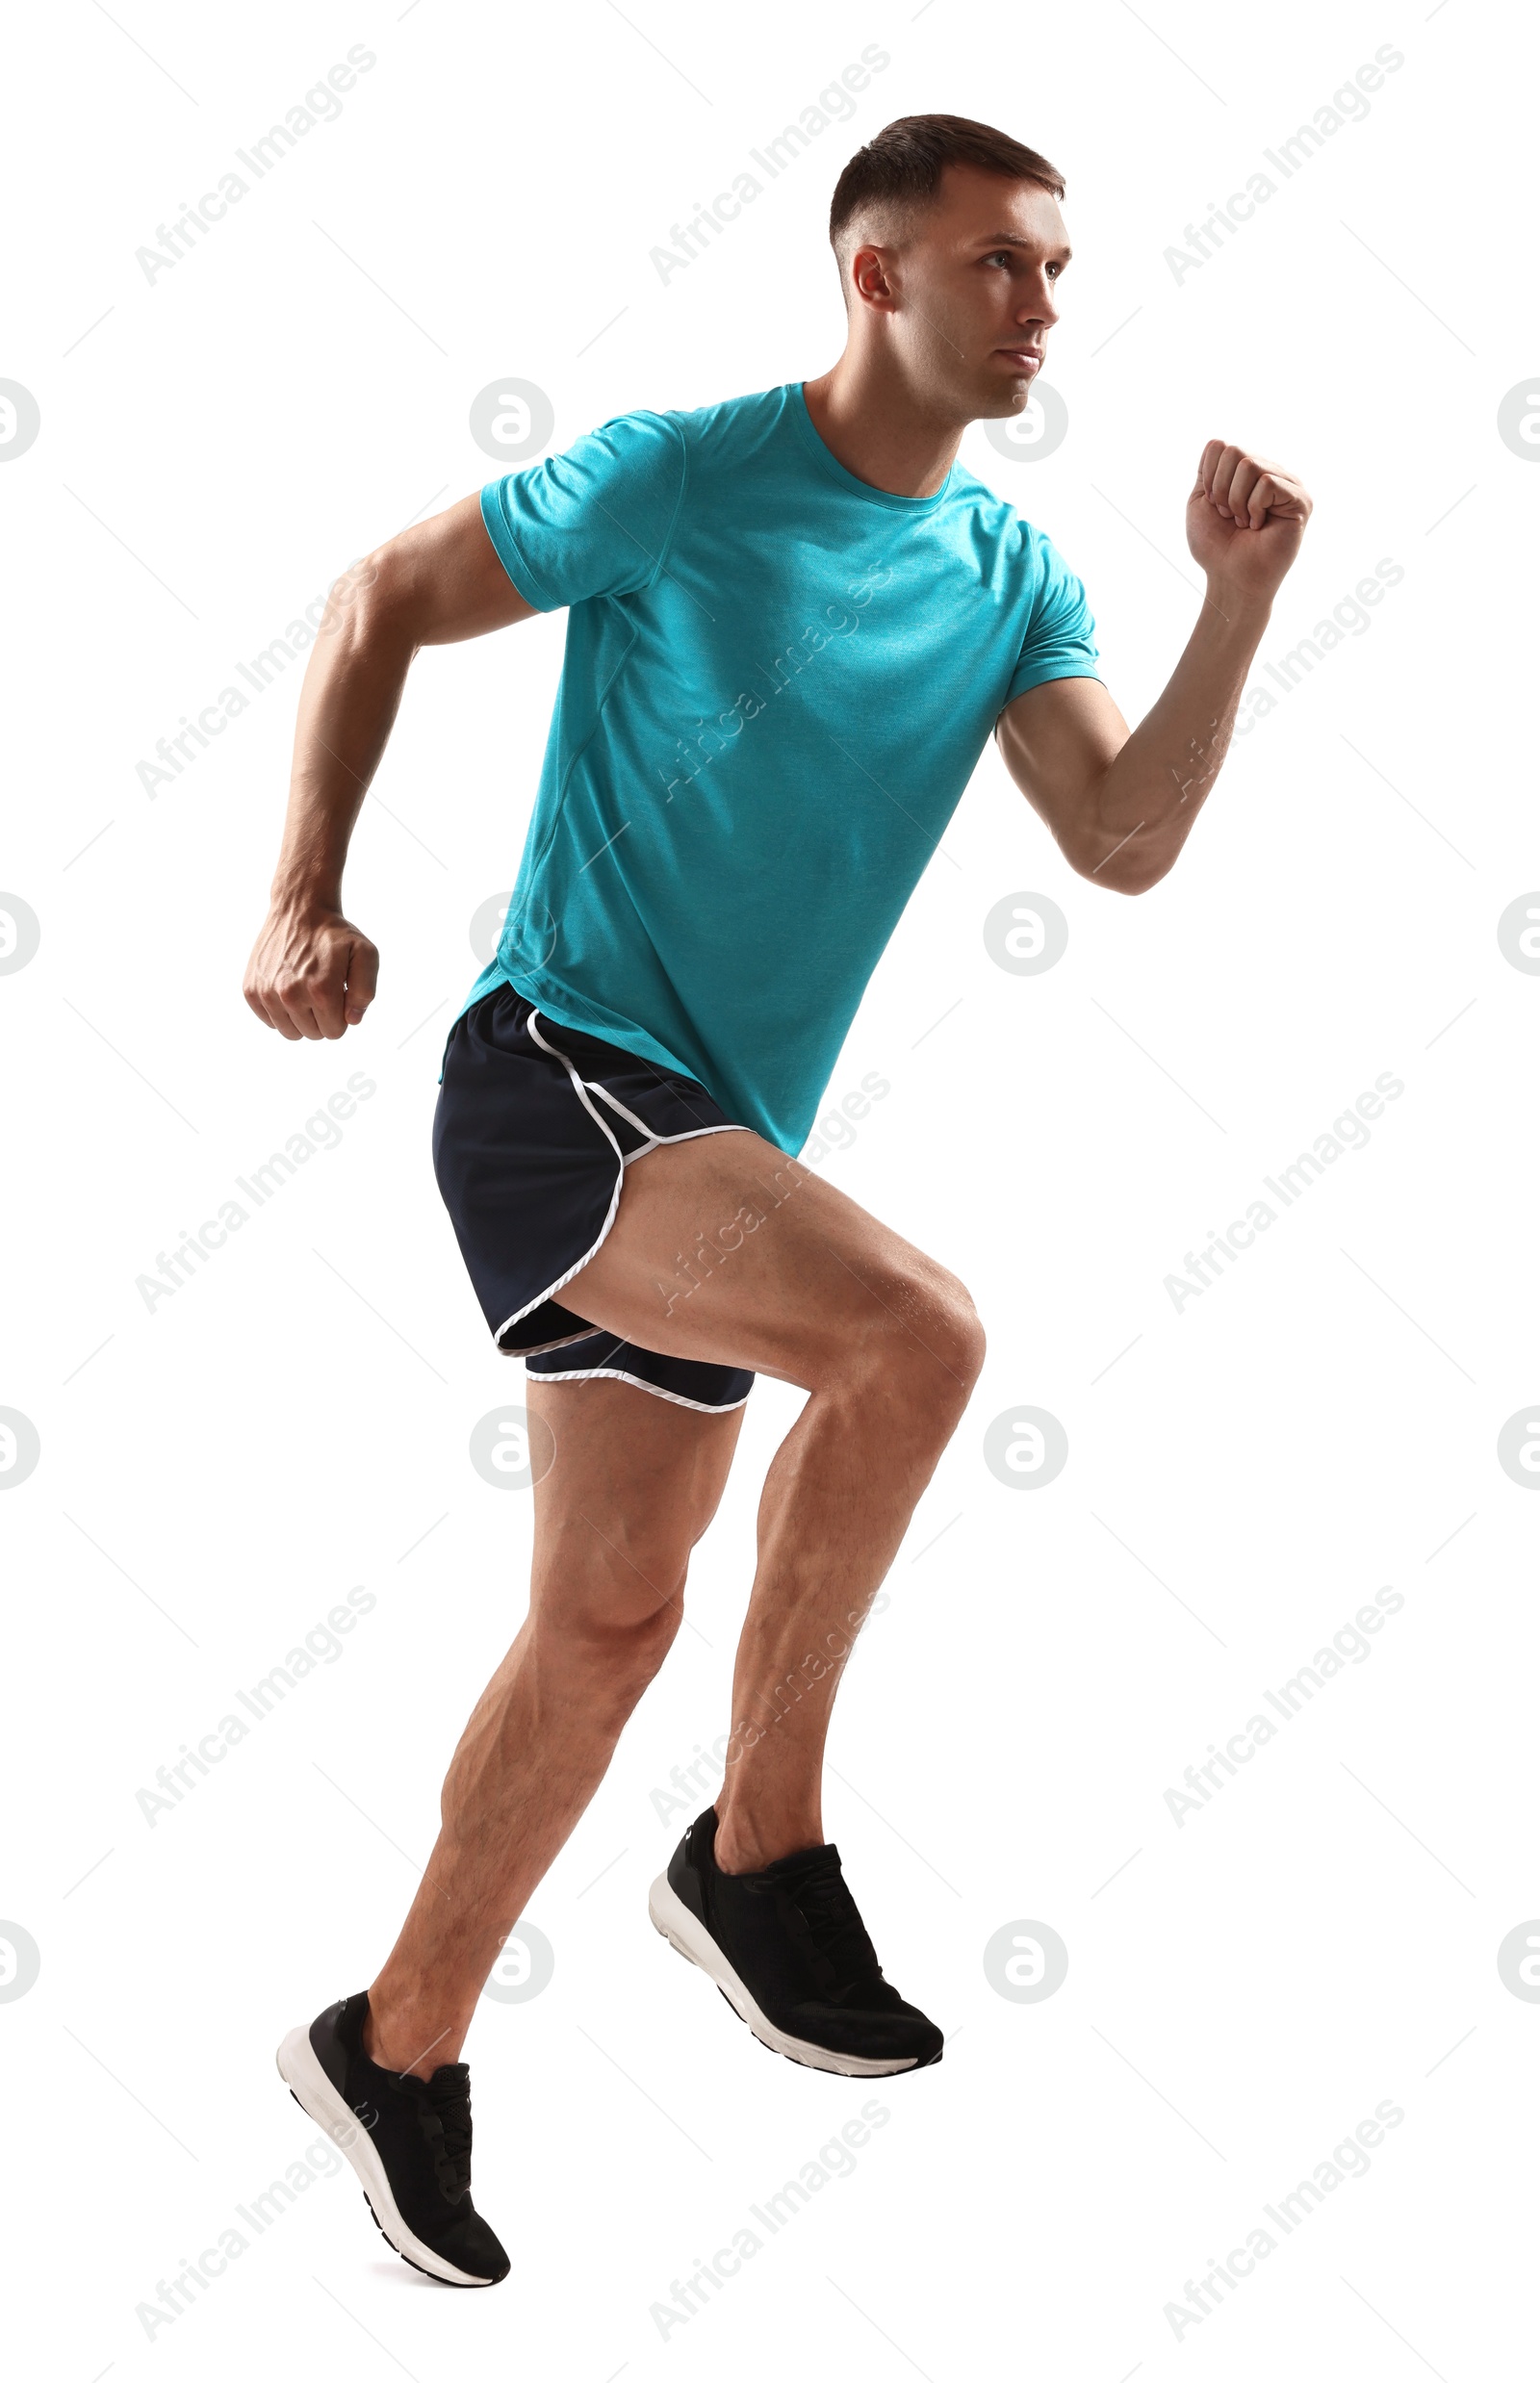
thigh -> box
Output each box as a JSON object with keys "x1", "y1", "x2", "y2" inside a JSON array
[
  {"x1": 526, "y1": 1373, "x2": 746, "y2": 1629},
  {"x1": 556, "y1": 1130, "x2": 975, "y2": 1395}
]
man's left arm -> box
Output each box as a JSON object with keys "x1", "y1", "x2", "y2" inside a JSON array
[{"x1": 994, "y1": 441, "x2": 1313, "y2": 894}]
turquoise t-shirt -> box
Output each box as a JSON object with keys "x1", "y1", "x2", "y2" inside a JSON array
[{"x1": 457, "y1": 380, "x2": 1100, "y2": 1153}]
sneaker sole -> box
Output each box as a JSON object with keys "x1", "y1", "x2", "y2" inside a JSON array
[
  {"x1": 274, "y1": 2025, "x2": 500, "y2": 2288},
  {"x1": 648, "y1": 1872, "x2": 927, "y2": 2077}
]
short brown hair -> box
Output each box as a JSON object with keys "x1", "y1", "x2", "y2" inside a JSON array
[{"x1": 829, "y1": 114, "x2": 1065, "y2": 294}]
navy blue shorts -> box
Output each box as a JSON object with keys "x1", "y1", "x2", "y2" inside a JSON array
[{"x1": 433, "y1": 984, "x2": 757, "y2": 1413}]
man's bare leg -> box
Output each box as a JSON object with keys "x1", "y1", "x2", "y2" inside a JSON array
[
  {"x1": 364, "y1": 1375, "x2": 743, "y2": 2077},
  {"x1": 554, "y1": 1132, "x2": 986, "y2": 1875},
  {"x1": 366, "y1": 1129, "x2": 982, "y2": 2075}
]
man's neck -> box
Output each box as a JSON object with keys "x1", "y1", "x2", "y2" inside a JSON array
[{"x1": 800, "y1": 360, "x2": 962, "y2": 500}]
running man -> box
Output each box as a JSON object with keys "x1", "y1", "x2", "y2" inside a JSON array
[{"x1": 246, "y1": 114, "x2": 1310, "y2": 2286}]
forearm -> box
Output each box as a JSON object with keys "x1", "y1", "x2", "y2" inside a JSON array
[
  {"x1": 245, "y1": 494, "x2": 533, "y2": 1041},
  {"x1": 268, "y1": 581, "x2": 415, "y2": 912},
  {"x1": 1087, "y1": 586, "x2": 1270, "y2": 892}
]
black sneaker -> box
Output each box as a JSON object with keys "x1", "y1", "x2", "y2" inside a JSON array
[
  {"x1": 275, "y1": 1991, "x2": 509, "y2": 2287},
  {"x1": 649, "y1": 1806, "x2": 943, "y2": 2076}
]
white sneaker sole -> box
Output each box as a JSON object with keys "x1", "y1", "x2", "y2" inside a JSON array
[
  {"x1": 274, "y1": 2023, "x2": 499, "y2": 2288},
  {"x1": 648, "y1": 1871, "x2": 921, "y2": 2077}
]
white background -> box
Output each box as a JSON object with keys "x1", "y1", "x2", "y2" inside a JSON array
[{"x1": 4, "y1": 1, "x2": 1537, "y2": 2375}]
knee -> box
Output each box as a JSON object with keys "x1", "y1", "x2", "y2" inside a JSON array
[
  {"x1": 849, "y1": 1263, "x2": 986, "y2": 1430},
  {"x1": 919, "y1": 1280, "x2": 987, "y2": 1429},
  {"x1": 590, "y1": 1598, "x2": 681, "y2": 1699},
  {"x1": 895, "y1": 1258, "x2": 987, "y2": 1387},
  {"x1": 531, "y1": 1599, "x2": 678, "y2": 1729},
  {"x1": 936, "y1": 1273, "x2": 988, "y2": 1396},
  {"x1": 535, "y1": 1526, "x2": 690, "y2": 1697}
]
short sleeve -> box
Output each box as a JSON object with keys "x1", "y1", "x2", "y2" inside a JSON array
[
  {"x1": 479, "y1": 409, "x2": 687, "y2": 613},
  {"x1": 1002, "y1": 530, "x2": 1101, "y2": 708}
]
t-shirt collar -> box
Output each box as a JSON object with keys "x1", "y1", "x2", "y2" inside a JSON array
[{"x1": 785, "y1": 380, "x2": 954, "y2": 513}]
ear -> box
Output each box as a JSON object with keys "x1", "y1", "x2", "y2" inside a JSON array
[{"x1": 850, "y1": 243, "x2": 899, "y2": 313}]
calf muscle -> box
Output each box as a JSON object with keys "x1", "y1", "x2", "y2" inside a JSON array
[{"x1": 365, "y1": 1379, "x2": 742, "y2": 2074}]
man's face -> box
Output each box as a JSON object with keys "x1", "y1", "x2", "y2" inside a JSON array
[{"x1": 861, "y1": 164, "x2": 1070, "y2": 421}]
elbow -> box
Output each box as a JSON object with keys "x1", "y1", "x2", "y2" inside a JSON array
[
  {"x1": 1065, "y1": 833, "x2": 1168, "y2": 897},
  {"x1": 1060, "y1": 769, "x2": 1170, "y2": 895},
  {"x1": 1095, "y1": 856, "x2": 1170, "y2": 897}
]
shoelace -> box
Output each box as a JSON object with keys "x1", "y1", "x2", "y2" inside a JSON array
[
  {"x1": 760, "y1": 1848, "x2": 882, "y2": 1994},
  {"x1": 404, "y1": 2068, "x2": 474, "y2": 2200}
]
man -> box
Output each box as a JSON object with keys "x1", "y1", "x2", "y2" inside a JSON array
[{"x1": 248, "y1": 114, "x2": 1310, "y2": 2287}]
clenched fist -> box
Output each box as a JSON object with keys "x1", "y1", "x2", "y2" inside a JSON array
[
  {"x1": 244, "y1": 903, "x2": 379, "y2": 1041},
  {"x1": 1187, "y1": 439, "x2": 1312, "y2": 603}
]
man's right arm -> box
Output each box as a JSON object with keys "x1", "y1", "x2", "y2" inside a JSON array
[{"x1": 243, "y1": 493, "x2": 537, "y2": 1042}]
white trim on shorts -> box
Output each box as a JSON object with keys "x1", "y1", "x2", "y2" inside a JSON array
[
  {"x1": 586, "y1": 1081, "x2": 654, "y2": 1136},
  {"x1": 490, "y1": 1010, "x2": 752, "y2": 1404},
  {"x1": 524, "y1": 1364, "x2": 753, "y2": 1414},
  {"x1": 587, "y1": 1073, "x2": 753, "y2": 1166},
  {"x1": 619, "y1": 1121, "x2": 753, "y2": 1169},
  {"x1": 507, "y1": 1324, "x2": 611, "y2": 1359},
  {"x1": 491, "y1": 1010, "x2": 627, "y2": 1342}
]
